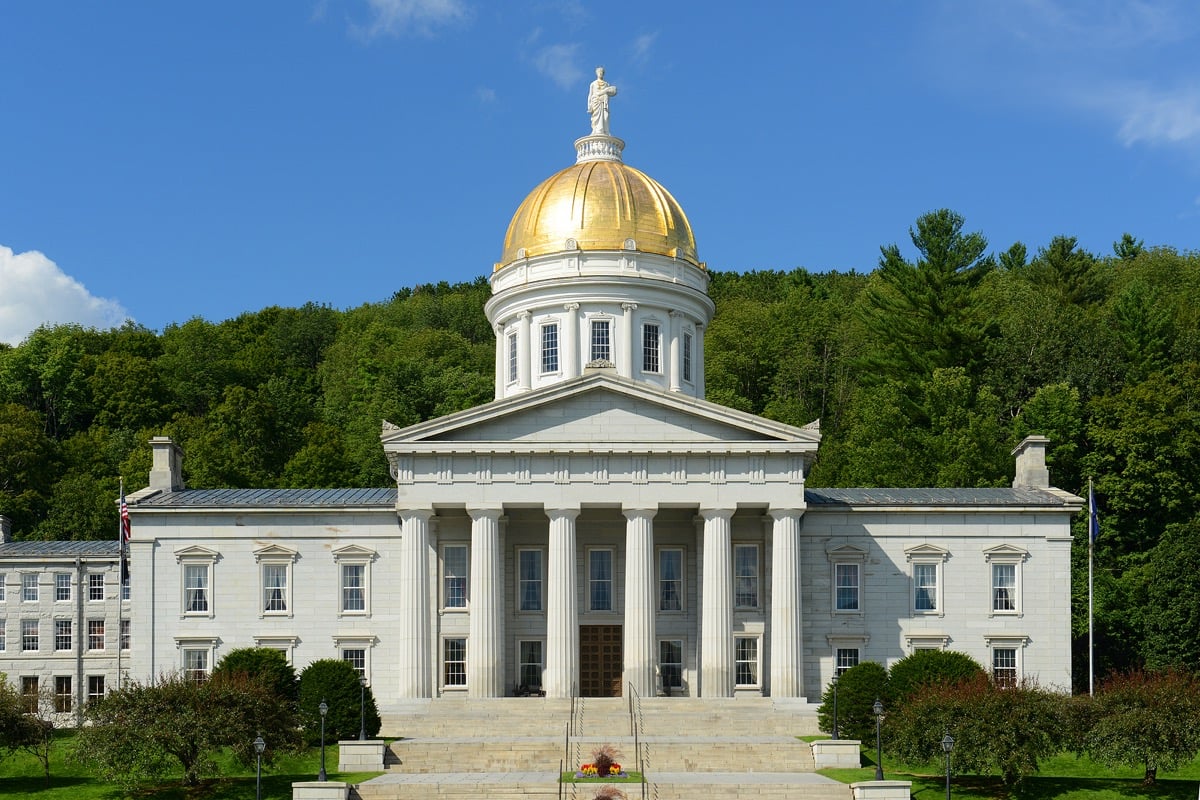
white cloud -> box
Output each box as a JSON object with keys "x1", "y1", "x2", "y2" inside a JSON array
[
  {"x1": 0, "y1": 246, "x2": 129, "y2": 346},
  {"x1": 352, "y1": 0, "x2": 468, "y2": 38},
  {"x1": 630, "y1": 32, "x2": 656, "y2": 67},
  {"x1": 476, "y1": 86, "x2": 497, "y2": 104},
  {"x1": 532, "y1": 43, "x2": 583, "y2": 90},
  {"x1": 1109, "y1": 83, "x2": 1200, "y2": 147}
]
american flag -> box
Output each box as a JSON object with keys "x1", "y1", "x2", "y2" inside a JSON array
[{"x1": 120, "y1": 492, "x2": 131, "y2": 543}]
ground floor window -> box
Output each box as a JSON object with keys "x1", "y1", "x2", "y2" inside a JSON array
[
  {"x1": 444, "y1": 638, "x2": 467, "y2": 688},
  {"x1": 659, "y1": 639, "x2": 683, "y2": 692},
  {"x1": 993, "y1": 647, "x2": 1018, "y2": 687},
  {"x1": 184, "y1": 648, "x2": 209, "y2": 683},
  {"x1": 835, "y1": 647, "x2": 860, "y2": 675},
  {"x1": 54, "y1": 676, "x2": 72, "y2": 712},
  {"x1": 734, "y1": 637, "x2": 759, "y2": 687},
  {"x1": 519, "y1": 640, "x2": 543, "y2": 690},
  {"x1": 21, "y1": 676, "x2": 38, "y2": 713},
  {"x1": 87, "y1": 675, "x2": 105, "y2": 704},
  {"x1": 343, "y1": 648, "x2": 366, "y2": 678}
]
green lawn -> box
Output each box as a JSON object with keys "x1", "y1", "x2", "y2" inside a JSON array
[{"x1": 0, "y1": 731, "x2": 381, "y2": 799}]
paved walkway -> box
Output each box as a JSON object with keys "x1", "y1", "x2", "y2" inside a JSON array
[{"x1": 362, "y1": 771, "x2": 842, "y2": 786}]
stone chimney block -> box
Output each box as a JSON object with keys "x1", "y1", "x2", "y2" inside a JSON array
[
  {"x1": 1012, "y1": 435, "x2": 1051, "y2": 489},
  {"x1": 149, "y1": 436, "x2": 185, "y2": 491}
]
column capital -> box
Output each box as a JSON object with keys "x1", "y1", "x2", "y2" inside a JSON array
[
  {"x1": 545, "y1": 506, "x2": 581, "y2": 521},
  {"x1": 468, "y1": 506, "x2": 504, "y2": 521},
  {"x1": 398, "y1": 507, "x2": 435, "y2": 522},
  {"x1": 621, "y1": 302, "x2": 638, "y2": 311},
  {"x1": 563, "y1": 302, "x2": 580, "y2": 312},
  {"x1": 767, "y1": 507, "x2": 805, "y2": 521},
  {"x1": 698, "y1": 508, "x2": 735, "y2": 522},
  {"x1": 621, "y1": 505, "x2": 657, "y2": 520}
]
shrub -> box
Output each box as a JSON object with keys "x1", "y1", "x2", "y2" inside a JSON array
[
  {"x1": 816, "y1": 660, "x2": 888, "y2": 741},
  {"x1": 887, "y1": 649, "x2": 985, "y2": 704},
  {"x1": 298, "y1": 659, "x2": 381, "y2": 743},
  {"x1": 212, "y1": 646, "x2": 298, "y2": 702}
]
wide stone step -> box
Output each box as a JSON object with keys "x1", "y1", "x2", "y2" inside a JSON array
[{"x1": 355, "y1": 774, "x2": 851, "y2": 800}]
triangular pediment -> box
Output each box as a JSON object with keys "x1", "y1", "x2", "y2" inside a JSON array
[
  {"x1": 253, "y1": 544, "x2": 298, "y2": 561},
  {"x1": 174, "y1": 545, "x2": 219, "y2": 561},
  {"x1": 332, "y1": 544, "x2": 377, "y2": 561},
  {"x1": 904, "y1": 543, "x2": 950, "y2": 561},
  {"x1": 381, "y1": 373, "x2": 820, "y2": 452}
]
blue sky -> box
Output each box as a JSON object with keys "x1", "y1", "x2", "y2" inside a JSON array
[{"x1": 2, "y1": 0, "x2": 1199, "y2": 344}]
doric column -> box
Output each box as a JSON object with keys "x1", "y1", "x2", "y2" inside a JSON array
[
  {"x1": 563, "y1": 303, "x2": 580, "y2": 379},
  {"x1": 668, "y1": 310, "x2": 682, "y2": 392},
  {"x1": 468, "y1": 507, "x2": 504, "y2": 697},
  {"x1": 545, "y1": 507, "x2": 580, "y2": 697},
  {"x1": 700, "y1": 508, "x2": 734, "y2": 697},
  {"x1": 769, "y1": 508, "x2": 804, "y2": 697},
  {"x1": 695, "y1": 322, "x2": 706, "y2": 399},
  {"x1": 620, "y1": 302, "x2": 637, "y2": 378},
  {"x1": 398, "y1": 508, "x2": 434, "y2": 698},
  {"x1": 517, "y1": 311, "x2": 532, "y2": 391},
  {"x1": 493, "y1": 322, "x2": 505, "y2": 399},
  {"x1": 623, "y1": 506, "x2": 657, "y2": 697}
]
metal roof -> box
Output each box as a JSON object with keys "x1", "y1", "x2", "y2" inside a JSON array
[
  {"x1": 134, "y1": 487, "x2": 397, "y2": 509},
  {"x1": 0, "y1": 540, "x2": 121, "y2": 558},
  {"x1": 803, "y1": 487, "x2": 1069, "y2": 507}
]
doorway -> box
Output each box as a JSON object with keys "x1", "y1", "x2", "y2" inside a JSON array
[{"x1": 580, "y1": 624, "x2": 623, "y2": 697}]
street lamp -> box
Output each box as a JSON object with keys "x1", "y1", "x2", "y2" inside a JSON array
[
  {"x1": 831, "y1": 673, "x2": 840, "y2": 740},
  {"x1": 872, "y1": 698, "x2": 884, "y2": 781},
  {"x1": 359, "y1": 675, "x2": 368, "y2": 741},
  {"x1": 318, "y1": 699, "x2": 329, "y2": 782},
  {"x1": 253, "y1": 734, "x2": 266, "y2": 800},
  {"x1": 941, "y1": 732, "x2": 955, "y2": 800}
]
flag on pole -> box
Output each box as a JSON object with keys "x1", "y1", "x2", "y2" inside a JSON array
[
  {"x1": 1089, "y1": 481, "x2": 1100, "y2": 544},
  {"x1": 120, "y1": 492, "x2": 131, "y2": 543},
  {"x1": 119, "y1": 480, "x2": 131, "y2": 584}
]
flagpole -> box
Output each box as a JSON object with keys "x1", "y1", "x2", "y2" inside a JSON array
[
  {"x1": 1088, "y1": 477, "x2": 1095, "y2": 697},
  {"x1": 118, "y1": 477, "x2": 127, "y2": 690}
]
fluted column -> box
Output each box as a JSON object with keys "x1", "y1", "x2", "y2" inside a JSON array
[
  {"x1": 563, "y1": 303, "x2": 580, "y2": 379},
  {"x1": 468, "y1": 507, "x2": 504, "y2": 697},
  {"x1": 493, "y1": 323, "x2": 505, "y2": 399},
  {"x1": 517, "y1": 311, "x2": 532, "y2": 391},
  {"x1": 623, "y1": 506, "x2": 657, "y2": 697},
  {"x1": 668, "y1": 310, "x2": 682, "y2": 392},
  {"x1": 398, "y1": 508, "x2": 434, "y2": 698},
  {"x1": 620, "y1": 302, "x2": 637, "y2": 378},
  {"x1": 545, "y1": 507, "x2": 580, "y2": 697},
  {"x1": 700, "y1": 508, "x2": 734, "y2": 697},
  {"x1": 769, "y1": 508, "x2": 804, "y2": 697},
  {"x1": 695, "y1": 322, "x2": 706, "y2": 399}
]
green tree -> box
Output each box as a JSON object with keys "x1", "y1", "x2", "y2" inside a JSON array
[
  {"x1": 298, "y1": 659, "x2": 381, "y2": 744},
  {"x1": 1137, "y1": 515, "x2": 1200, "y2": 671},
  {"x1": 0, "y1": 676, "x2": 55, "y2": 781},
  {"x1": 887, "y1": 649, "x2": 984, "y2": 705},
  {"x1": 815, "y1": 661, "x2": 887, "y2": 741},
  {"x1": 0, "y1": 402, "x2": 61, "y2": 537},
  {"x1": 212, "y1": 646, "x2": 299, "y2": 702}
]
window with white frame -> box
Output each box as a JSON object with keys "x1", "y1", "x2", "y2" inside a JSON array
[
  {"x1": 590, "y1": 319, "x2": 611, "y2": 362},
  {"x1": 121, "y1": 574, "x2": 130, "y2": 601},
  {"x1": 334, "y1": 635, "x2": 375, "y2": 682},
  {"x1": 589, "y1": 549, "x2": 613, "y2": 611},
  {"x1": 262, "y1": 564, "x2": 288, "y2": 613},
  {"x1": 914, "y1": 563, "x2": 938, "y2": 612},
  {"x1": 443, "y1": 637, "x2": 467, "y2": 688},
  {"x1": 343, "y1": 648, "x2": 366, "y2": 678},
  {"x1": 682, "y1": 330, "x2": 693, "y2": 383},
  {"x1": 541, "y1": 322, "x2": 559, "y2": 373},
  {"x1": 992, "y1": 563, "x2": 1016, "y2": 612},
  {"x1": 835, "y1": 563, "x2": 860, "y2": 612},
  {"x1": 55, "y1": 619, "x2": 72, "y2": 651},
  {"x1": 88, "y1": 619, "x2": 105, "y2": 651},
  {"x1": 55, "y1": 572, "x2": 71, "y2": 602},
  {"x1": 120, "y1": 619, "x2": 130, "y2": 651},
  {"x1": 21, "y1": 676, "x2": 38, "y2": 713},
  {"x1": 183, "y1": 648, "x2": 208, "y2": 682},
  {"x1": 518, "y1": 549, "x2": 543, "y2": 612},
  {"x1": 21, "y1": 619, "x2": 38, "y2": 652},
  {"x1": 993, "y1": 648, "x2": 1017, "y2": 686},
  {"x1": 734, "y1": 544, "x2": 759, "y2": 609},
  {"x1": 254, "y1": 636, "x2": 298, "y2": 664},
  {"x1": 88, "y1": 573, "x2": 105, "y2": 601},
  {"x1": 659, "y1": 548, "x2": 683, "y2": 611},
  {"x1": 642, "y1": 322, "x2": 661, "y2": 373},
  {"x1": 22, "y1": 573, "x2": 38, "y2": 602},
  {"x1": 835, "y1": 647, "x2": 860, "y2": 675},
  {"x1": 734, "y1": 636, "x2": 759, "y2": 687},
  {"x1": 87, "y1": 675, "x2": 105, "y2": 704},
  {"x1": 54, "y1": 675, "x2": 72, "y2": 713},
  {"x1": 507, "y1": 331, "x2": 519, "y2": 384},
  {"x1": 334, "y1": 545, "x2": 374, "y2": 616},
  {"x1": 184, "y1": 565, "x2": 209, "y2": 614},
  {"x1": 519, "y1": 640, "x2": 544, "y2": 689},
  {"x1": 0, "y1": 572, "x2": 6, "y2": 602},
  {"x1": 0, "y1": 620, "x2": 5, "y2": 652},
  {"x1": 659, "y1": 639, "x2": 683, "y2": 691},
  {"x1": 443, "y1": 544, "x2": 468, "y2": 609}
]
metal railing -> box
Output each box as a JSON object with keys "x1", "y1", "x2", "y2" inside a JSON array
[{"x1": 627, "y1": 682, "x2": 648, "y2": 800}]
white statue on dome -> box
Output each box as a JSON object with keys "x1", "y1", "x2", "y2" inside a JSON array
[{"x1": 587, "y1": 66, "x2": 617, "y2": 136}]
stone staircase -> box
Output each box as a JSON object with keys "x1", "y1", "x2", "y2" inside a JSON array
[{"x1": 354, "y1": 696, "x2": 853, "y2": 800}]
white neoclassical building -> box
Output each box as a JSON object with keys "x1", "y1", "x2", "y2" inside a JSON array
[{"x1": 4, "y1": 91, "x2": 1082, "y2": 711}]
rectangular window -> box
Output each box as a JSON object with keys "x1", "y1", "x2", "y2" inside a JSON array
[
  {"x1": 519, "y1": 640, "x2": 544, "y2": 689},
  {"x1": 660, "y1": 639, "x2": 683, "y2": 691},
  {"x1": 541, "y1": 322, "x2": 559, "y2": 373},
  {"x1": 0, "y1": 572, "x2": 5, "y2": 601},
  {"x1": 87, "y1": 675, "x2": 105, "y2": 704},
  {"x1": 55, "y1": 619, "x2": 72, "y2": 651},
  {"x1": 263, "y1": 564, "x2": 288, "y2": 613},
  {"x1": 589, "y1": 549, "x2": 613, "y2": 611},
  {"x1": 342, "y1": 648, "x2": 366, "y2": 678},
  {"x1": 22, "y1": 573, "x2": 38, "y2": 602},
  {"x1": 507, "y1": 331, "x2": 519, "y2": 384},
  {"x1": 88, "y1": 620, "x2": 105, "y2": 651},
  {"x1": 993, "y1": 647, "x2": 1018, "y2": 687},
  {"x1": 120, "y1": 619, "x2": 130, "y2": 651},
  {"x1": 443, "y1": 544, "x2": 468, "y2": 609},
  {"x1": 836, "y1": 647, "x2": 860, "y2": 675},
  {"x1": 341, "y1": 564, "x2": 366, "y2": 612},
  {"x1": 734, "y1": 637, "x2": 759, "y2": 687},
  {"x1": 734, "y1": 544, "x2": 759, "y2": 609},
  {"x1": 682, "y1": 330, "x2": 693, "y2": 383},
  {"x1": 183, "y1": 648, "x2": 208, "y2": 683},
  {"x1": 54, "y1": 676, "x2": 72, "y2": 713},
  {"x1": 590, "y1": 319, "x2": 611, "y2": 362},
  {"x1": 0, "y1": 620, "x2": 5, "y2": 652},
  {"x1": 184, "y1": 565, "x2": 209, "y2": 613},
  {"x1": 518, "y1": 549, "x2": 543, "y2": 612},
  {"x1": 22, "y1": 619, "x2": 38, "y2": 652},
  {"x1": 121, "y1": 575, "x2": 130, "y2": 601},
  {"x1": 835, "y1": 563, "x2": 860, "y2": 611},
  {"x1": 55, "y1": 573, "x2": 72, "y2": 602},
  {"x1": 21, "y1": 676, "x2": 39, "y2": 714},
  {"x1": 88, "y1": 573, "x2": 105, "y2": 601},
  {"x1": 992, "y1": 564, "x2": 1016, "y2": 612},
  {"x1": 659, "y1": 548, "x2": 683, "y2": 611},
  {"x1": 642, "y1": 323, "x2": 661, "y2": 373},
  {"x1": 443, "y1": 638, "x2": 466, "y2": 687},
  {"x1": 914, "y1": 563, "x2": 938, "y2": 611}
]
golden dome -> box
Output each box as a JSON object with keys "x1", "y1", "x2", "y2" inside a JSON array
[{"x1": 499, "y1": 159, "x2": 700, "y2": 268}]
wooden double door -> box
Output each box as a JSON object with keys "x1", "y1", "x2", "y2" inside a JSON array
[{"x1": 580, "y1": 624, "x2": 623, "y2": 697}]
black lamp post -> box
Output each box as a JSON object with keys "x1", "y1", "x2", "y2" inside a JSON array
[
  {"x1": 872, "y1": 698, "x2": 884, "y2": 781},
  {"x1": 831, "y1": 673, "x2": 840, "y2": 740},
  {"x1": 359, "y1": 675, "x2": 368, "y2": 741},
  {"x1": 941, "y1": 732, "x2": 955, "y2": 800},
  {"x1": 318, "y1": 699, "x2": 328, "y2": 781},
  {"x1": 253, "y1": 734, "x2": 266, "y2": 800}
]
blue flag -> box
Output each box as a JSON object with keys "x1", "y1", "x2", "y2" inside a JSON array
[{"x1": 1089, "y1": 481, "x2": 1100, "y2": 544}]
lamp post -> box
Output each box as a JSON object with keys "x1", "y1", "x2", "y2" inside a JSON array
[
  {"x1": 831, "y1": 673, "x2": 840, "y2": 740},
  {"x1": 359, "y1": 675, "x2": 368, "y2": 741},
  {"x1": 253, "y1": 734, "x2": 266, "y2": 800},
  {"x1": 941, "y1": 732, "x2": 955, "y2": 800},
  {"x1": 872, "y1": 698, "x2": 884, "y2": 781},
  {"x1": 318, "y1": 699, "x2": 328, "y2": 781}
]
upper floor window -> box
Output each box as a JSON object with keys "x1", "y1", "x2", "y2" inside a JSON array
[
  {"x1": 518, "y1": 549, "x2": 543, "y2": 612},
  {"x1": 333, "y1": 543, "x2": 376, "y2": 617},
  {"x1": 590, "y1": 319, "x2": 611, "y2": 362},
  {"x1": 55, "y1": 619, "x2": 73, "y2": 651},
  {"x1": 263, "y1": 564, "x2": 288, "y2": 613},
  {"x1": 0, "y1": 572, "x2": 6, "y2": 602},
  {"x1": 88, "y1": 619, "x2": 105, "y2": 651},
  {"x1": 682, "y1": 330, "x2": 693, "y2": 383},
  {"x1": 184, "y1": 564, "x2": 209, "y2": 614},
  {"x1": 21, "y1": 619, "x2": 38, "y2": 652},
  {"x1": 89, "y1": 573, "x2": 105, "y2": 601},
  {"x1": 835, "y1": 563, "x2": 860, "y2": 612},
  {"x1": 22, "y1": 573, "x2": 38, "y2": 602},
  {"x1": 659, "y1": 548, "x2": 683, "y2": 611},
  {"x1": 589, "y1": 549, "x2": 613, "y2": 611},
  {"x1": 914, "y1": 563, "x2": 938, "y2": 611},
  {"x1": 55, "y1": 573, "x2": 72, "y2": 602},
  {"x1": 0, "y1": 620, "x2": 5, "y2": 652},
  {"x1": 734, "y1": 544, "x2": 759, "y2": 609},
  {"x1": 992, "y1": 564, "x2": 1016, "y2": 612},
  {"x1": 443, "y1": 544, "x2": 468, "y2": 609},
  {"x1": 642, "y1": 323, "x2": 661, "y2": 373},
  {"x1": 342, "y1": 564, "x2": 366, "y2": 612},
  {"x1": 120, "y1": 619, "x2": 131, "y2": 651},
  {"x1": 541, "y1": 322, "x2": 559, "y2": 373},
  {"x1": 507, "y1": 331, "x2": 519, "y2": 384},
  {"x1": 121, "y1": 575, "x2": 130, "y2": 601}
]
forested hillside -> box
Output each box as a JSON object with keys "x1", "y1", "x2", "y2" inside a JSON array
[{"x1": 2, "y1": 209, "x2": 1198, "y2": 689}]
